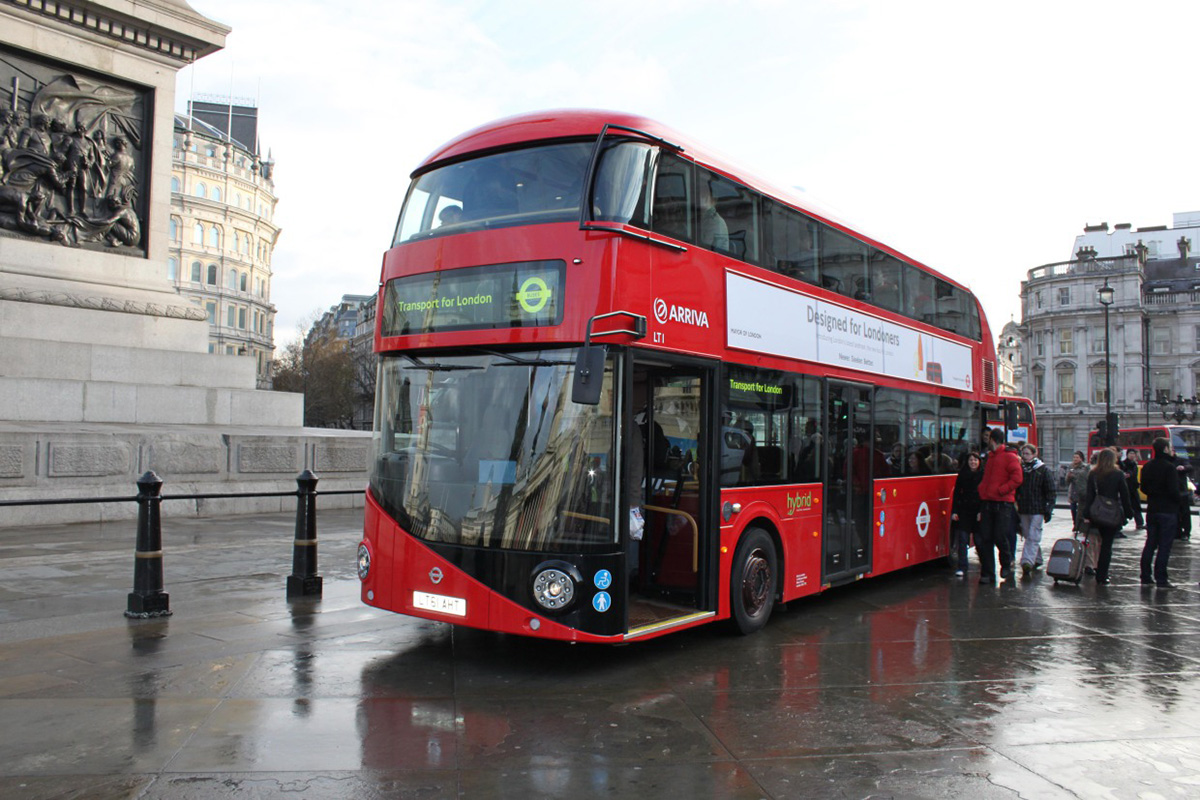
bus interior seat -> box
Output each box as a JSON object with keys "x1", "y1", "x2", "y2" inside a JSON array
[
  {"x1": 725, "y1": 230, "x2": 747, "y2": 259},
  {"x1": 756, "y1": 445, "x2": 785, "y2": 480}
]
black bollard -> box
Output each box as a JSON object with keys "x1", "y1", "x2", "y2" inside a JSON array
[
  {"x1": 287, "y1": 469, "x2": 323, "y2": 598},
  {"x1": 125, "y1": 471, "x2": 172, "y2": 618}
]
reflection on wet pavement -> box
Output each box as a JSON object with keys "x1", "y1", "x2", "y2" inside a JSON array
[{"x1": 0, "y1": 510, "x2": 1197, "y2": 797}]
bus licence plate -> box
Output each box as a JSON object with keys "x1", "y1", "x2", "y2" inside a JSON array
[{"x1": 413, "y1": 590, "x2": 466, "y2": 617}]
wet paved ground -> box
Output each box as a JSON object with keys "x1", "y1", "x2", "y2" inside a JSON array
[{"x1": 0, "y1": 509, "x2": 1198, "y2": 798}]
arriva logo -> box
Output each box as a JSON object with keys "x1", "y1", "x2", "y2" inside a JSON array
[{"x1": 654, "y1": 297, "x2": 710, "y2": 328}]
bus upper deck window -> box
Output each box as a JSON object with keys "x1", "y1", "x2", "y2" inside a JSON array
[{"x1": 593, "y1": 141, "x2": 652, "y2": 225}]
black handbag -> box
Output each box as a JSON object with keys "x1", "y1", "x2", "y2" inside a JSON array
[{"x1": 1088, "y1": 478, "x2": 1123, "y2": 528}]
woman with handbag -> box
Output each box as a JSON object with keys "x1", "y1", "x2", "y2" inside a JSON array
[{"x1": 1082, "y1": 448, "x2": 1133, "y2": 585}]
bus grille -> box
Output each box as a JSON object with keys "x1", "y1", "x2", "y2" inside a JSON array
[{"x1": 982, "y1": 360, "x2": 996, "y2": 394}]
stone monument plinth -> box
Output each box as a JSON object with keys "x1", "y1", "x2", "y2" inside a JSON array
[{"x1": 0, "y1": 1, "x2": 368, "y2": 526}]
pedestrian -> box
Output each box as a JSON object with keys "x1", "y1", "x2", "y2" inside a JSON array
[
  {"x1": 1081, "y1": 447, "x2": 1133, "y2": 585},
  {"x1": 950, "y1": 451, "x2": 984, "y2": 577},
  {"x1": 1177, "y1": 459, "x2": 1193, "y2": 542},
  {"x1": 1015, "y1": 444, "x2": 1054, "y2": 576},
  {"x1": 1120, "y1": 450, "x2": 1145, "y2": 530},
  {"x1": 1066, "y1": 451, "x2": 1090, "y2": 529},
  {"x1": 1067, "y1": 449, "x2": 1100, "y2": 574},
  {"x1": 976, "y1": 428, "x2": 1023, "y2": 584},
  {"x1": 1139, "y1": 436, "x2": 1181, "y2": 588}
]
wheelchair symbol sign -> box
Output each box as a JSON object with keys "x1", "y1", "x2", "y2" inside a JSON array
[{"x1": 594, "y1": 570, "x2": 612, "y2": 590}]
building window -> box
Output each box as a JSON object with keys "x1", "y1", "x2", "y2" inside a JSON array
[
  {"x1": 1091, "y1": 332, "x2": 1106, "y2": 354},
  {"x1": 1034, "y1": 374, "x2": 1045, "y2": 404},
  {"x1": 213, "y1": 186, "x2": 222, "y2": 203},
  {"x1": 167, "y1": 258, "x2": 178, "y2": 281},
  {"x1": 1194, "y1": 325, "x2": 1200, "y2": 352},
  {"x1": 1091, "y1": 367, "x2": 1108, "y2": 405},
  {"x1": 232, "y1": 232, "x2": 239, "y2": 253},
  {"x1": 1035, "y1": 331, "x2": 1044, "y2": 357},
  {"x1": 238, "y1": 307, "x2": 247, "y2": 329},
  {"x1": 195, "y1": 182, "x2": 206, "y2": 198},
  {"x1": 193, "y1": 222, "x2": 203, "y2": 244},
  {"x1": 1058, "y1": 287, "x2": 1070, "y2": 306},
  {"x1": 1036, "y1": 291, "x2": 1043, "y2": 309},
  {"x1": 227, "y1": 306, "x2": 236, "y2": 327},
  {"x1": 191, "y1": 261, "x2": 202, "y2": 282},
  {"x1": 240, "y1": 273, "x2": 248, "y2": 292},
  {"x1": 1057, "y1": 370, "x2": 1075, "y2": 405},
  {"x1": 169, "y1": 217, "x2": 179, "y2": 240},
  {"x1": 1153, "y1": 370, "x2": 1172, "y2": 404},
  {"x1": 171, "y1": 176, "x2": 180, "y2": 193},
  {"x1": 1059, "y1": 329, "x2": 1073, "y2": 356},
  {"x1": 207, "y1": 264, "x2": 218, "y2": 285},
  {"x1": 1152, "y1": 327, "x2": 1172, "y2": 356},
  {"x1": 205, "y1": 302, "x2": 216, "y2": 324},
  {"x1": 1056, "y1": 428, "x2": 1074, "y2": 467},
  {"x1": 208, "y1": 226, "x2": 220, "y2": 248}
]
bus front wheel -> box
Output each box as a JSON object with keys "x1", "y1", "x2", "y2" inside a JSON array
[{"x1": 730, "y1": 527, "x2": 777, "y2": 635}]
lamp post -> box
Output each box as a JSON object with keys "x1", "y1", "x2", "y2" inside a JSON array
[
  {"x1": 1160, "y1": 394, "x2": 1199, "y2": 424},
  {"x1": 1098, "y1": 280, "x2": 1115, "y2": 445}
]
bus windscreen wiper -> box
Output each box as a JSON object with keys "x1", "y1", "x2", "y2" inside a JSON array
[
  {"x1": 402, "y1": 357, "x2": 482, "y2": 372},
  {"x1": 478, "y1": 349, "x2": 575, "y2": 367}
]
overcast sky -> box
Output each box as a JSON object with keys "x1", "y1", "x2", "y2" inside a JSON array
[{"x1": 183, "y1": 0, "x2": 1200, "y2": 345}]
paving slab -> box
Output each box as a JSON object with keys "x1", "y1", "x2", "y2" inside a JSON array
[{"x1": 0, "y1": 509, "x2": 1197, "y2": 798}]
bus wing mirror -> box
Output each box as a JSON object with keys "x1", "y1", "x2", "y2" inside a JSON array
[{"x1": 572, "y1": 345, "x2": 607, "y2": 405}]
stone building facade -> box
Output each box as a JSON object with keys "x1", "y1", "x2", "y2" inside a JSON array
[
  {"x1": 169, "y1": 104, "x2": 279, "y2": 388},
  {"x1": 1014, "y1": 212, "x2": 1200, "y2": 472}
]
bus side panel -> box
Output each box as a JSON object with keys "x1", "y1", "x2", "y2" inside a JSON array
[
  {"x1": 362, "y1": 498, "x2": 397, "y2": 612},
  {"x1": 719, "y1": 485, "x2": 825, "y2": 608},
  {"x1": 870, "y1": 476, "x2": 952, "y2": 576}
]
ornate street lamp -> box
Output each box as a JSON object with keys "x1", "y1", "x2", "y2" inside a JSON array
[
  {"x1": 1097, "y1": 280, "x2": 1115, "y2": 445},
  {"x1": 1159, "y1": 394, "x2": 1199, "y2": 424}
]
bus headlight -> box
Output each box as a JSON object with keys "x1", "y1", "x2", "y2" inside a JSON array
[
  {"x1": 531, "y1": 561, "x2": 582, "y2": 613},
  {"x1": 357, "y1": 544, "x2": 371, "y2": 580}
]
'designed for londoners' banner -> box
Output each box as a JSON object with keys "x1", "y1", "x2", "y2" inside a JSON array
[{"x1": 725, "y1": 271, "x2": 973, "y2": 391}]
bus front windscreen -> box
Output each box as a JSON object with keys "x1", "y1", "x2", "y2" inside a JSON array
[
  {"x1": 394, "y1": 142, "x2": 594, "y2": 244},
  {"x1": 371, "y1": 348, "x2": 617, "y2": 552},
  {"x1": 393, "y1": 138, "x2": 655, "y2": 244}
]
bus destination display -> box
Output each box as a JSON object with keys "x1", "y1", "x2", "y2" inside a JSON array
[{"x1": 381, "y1": 260, "x2": 564, "y2": 336}]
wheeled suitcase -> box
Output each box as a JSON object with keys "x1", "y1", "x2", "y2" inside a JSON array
[{"x1": 1046, "y1": 536, "x2": 1085, "y2": 584}]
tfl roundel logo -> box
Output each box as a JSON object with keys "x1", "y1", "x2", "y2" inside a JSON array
[
  {"x1": 654, "y1": 298, "x2": 669, "y2": 324},
  {"x1": 516, "y1": 277, "x2": 551, "y2": 314}
]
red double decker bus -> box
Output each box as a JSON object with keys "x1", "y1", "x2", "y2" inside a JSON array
[{"x1": 359, "y1": 110, "x2": 1008, "y2": 643}]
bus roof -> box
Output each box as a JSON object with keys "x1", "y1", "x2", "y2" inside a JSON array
[{"x1": 416, "y1": 109, "x2": 973, "y2": 298}]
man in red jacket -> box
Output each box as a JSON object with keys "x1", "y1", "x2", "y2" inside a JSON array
[{"x1": 977, "y1": 427, "x2": 1024, "y2": 583}]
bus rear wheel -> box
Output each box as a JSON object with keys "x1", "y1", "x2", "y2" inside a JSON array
[{"x1": 730, "y1": 527, "x2": 777, "y2": 635}]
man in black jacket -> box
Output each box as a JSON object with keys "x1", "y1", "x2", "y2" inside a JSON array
[{"x1": 1139, "y1": 437, "x2": 1182, "y2": 588}]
